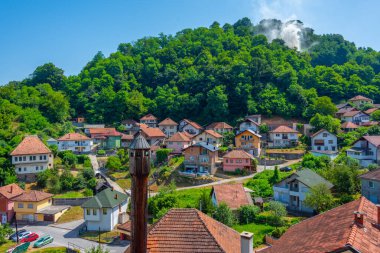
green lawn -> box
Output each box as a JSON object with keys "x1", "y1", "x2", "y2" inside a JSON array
[
  {"x1": 233, "y1": 223, "x2": 276, "y2": 246},
  {"x1": 174, "y1": 187, "x2": 212, "y2": 208},
  {"x1": 80, "y1": 230, "x2": 118, "y2": 244},
  {"x1": 56, "y1": 206, "x2": 84, "y2": 224},
  {"x1": 31, "y1": 247, "x2": 68, "y2": 253},
  {"x1": 115, "y1": 178, "x2": 131, "y2": 189},
  {"x1": 110, "y1": 171, "x2": 129, "y2": 179},
  {"x1": 54, "y1": 191, "x2": 85, "y2": 198},
  {"x1": 0, "y1": 240, "x2": 16, "y2": 252}
]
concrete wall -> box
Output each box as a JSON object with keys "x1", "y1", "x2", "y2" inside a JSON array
[
  {"x1": 311, "y1": 131, "x2": 337, "y2": 152},
  {"x1": 53, "y1": 197, "x2": 92, "y2": 206}
]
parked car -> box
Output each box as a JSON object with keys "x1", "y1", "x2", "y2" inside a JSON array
[
  {"x1": 9, "y1": 229, "x2": 26, "y2": 241},
  {"x1": 280, "y1": 166, "x2": 292, "y2": 172},
  {"x1": 6, "y1": 242, "x2": 30, "y2": 253},
  {"x1": 33, "y1": 235, "x2": 54, "y2": 248},
  {"x1": 20, "y1": 233, "x2": 39, "y2": 243},
  {"x1": 12, "y1": 231, "x2": 31, "y2": 242}
]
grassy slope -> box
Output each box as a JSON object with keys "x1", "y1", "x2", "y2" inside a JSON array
[{"x1": 56, "y1": 206, "x2": 84, "y2": 224}]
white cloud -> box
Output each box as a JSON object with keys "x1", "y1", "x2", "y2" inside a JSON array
[{"x1": 251, "y1": 0, "x2": 306, "y2": 22}]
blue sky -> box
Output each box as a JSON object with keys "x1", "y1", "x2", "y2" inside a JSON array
[{"x1": 0, "y1": 0, "x2": 379, "y2": 85}]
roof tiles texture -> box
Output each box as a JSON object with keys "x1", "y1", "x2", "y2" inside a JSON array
[
  {"x1": 58, "y1": 133, "x2": 91, "y2": 141},
  {"x1": 212, "y1": 184, "x2": 251, "y2": 209},
  {"x1": 141, "y1": 127, "x2": 166, "y2": 138},
  {"x1": 10, "y1": 136, "x2": 51, "y2": 156},
  {"x1": 140, "y1": 114, "x2": 157, "y2": 121},
  {"x1": 203, "y1": 129, "x2": 223, "y2": 138},
  {"x1": 223, "y1": 150, "x2": 254, "y2": 159},
  {"x1": 260, "y1": 197, "x2": 380, "y2": 253},
  {"x1": 363, "y1": 136, "x2": 380, "y2": 147},
  {"x1": 359, "y1": 168, "x2": 380, "y2": 182},
  {"x1": 349, "y1": 95, "x2": 372, "y2": 101},
  {"x1": 147, "y1": 208, "x2": 241, "y2": 253},
  {"x1": 0, "y1": 183, "x2": 25, "y2": 200},
  {"x1": 206, "y1": 122, "x2": 233, "y2": 130},
  {"x1": 11, "y1": 190, "x2": 53, "y2": 202},
  {"x1": 341, "y1": 122, "x2": 359, "y2": 129},
  {"x1": 269, "y1": 125, "x2": 298, "y2": 133},
  {"x1": 167, "y1": 132, "x2": 192, "y2": 142},
  {"x1": 89, "y1": 128, "x2": 122, "y2": 136},
  {"x1": 158, "y1": 118, "x2": 178, "y2": 126}
]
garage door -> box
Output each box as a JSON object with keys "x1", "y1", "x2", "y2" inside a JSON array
[{"x1": 44, "y1": 214, "x2": 55, "y2": 222}]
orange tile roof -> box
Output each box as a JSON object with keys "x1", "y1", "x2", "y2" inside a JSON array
[
  {"x1": 364, "y1": 108, "x2": 378, "y2": 114},
  {"x1": 212, "y1": 184, "x2": 251, "y2": 210},
  {"x1": 141, "y1": 127, "x2": 166, "y2": 138},
  {"x1": 341, "y1": 122, "x2": 359, "y2": 129},
  {"x1": 223, "y1": 149, "x2": 254, "y2": 159},
  {"x1": 362, "y1": 136, "x2": 380, "y2": 147},
  {"x1": 158, "y1": 118, "x2": 178, "y2": 126},
  {"x1": 260, "y1": 197, "x2": 380, "y2": 253},
  {"x1": 140, "y1": 114, "x2": 157, "y2": 121},
  {"x1": 147, "y1": 208, "x2": 241, "y2": 253},
  {"x1": 269, "y1": 125, "x2": 298, "y2": 133},
  {"x1": 10, "y1": 136, "x2": 51, "y2": 156},
  {"x1": 310, "y1": 129, "x2": 329, "y2": 138},
  {"x1": 89, "y1": 128, "x2": 122, "y2": 137},
  {"x1": 11, "y1": 190, "x2": 53, "y2": 202},
  {"x1": 349, "y1": 95, "x2": 373, "y2": 101},
  {"x1": 342, "y1": 110, "x2": 364, "y2": 117},
  {"x1": 121, "y1": 133, "x2": 134, "y2": 140},
  {"x1": 57, "y1": 133, "x2": 91, "y2": 141},
  {"x1": 167, "y1": 132, "x2": 191, "y2": 142},
  {"x1": 206, "y1": 122, "x2": 233, "y2": 130},
  {"x1": 0, "y1": 184, "x2": 24, "y2": 200},
  {"x1": 203, "y1": 129, "x2": 223, "y2": 138},
  {"x1": 359, "y1": 168, "x2": 380, "y2": 182},
  {"x1": 182, "y1": 119, "x2": 203, "y2": 130}
]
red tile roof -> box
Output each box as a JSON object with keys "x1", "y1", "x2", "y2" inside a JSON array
[
  {"x1": 182, "y1": 119, "x2": 203, "y2": 130},
  {"x1": 140, "y1": 114, "x2": 157, "y2": 121},
  {"x1": 341, "y1": 122, "x2": 359, "y2": 129},
  {"x1": 10, "y1": 136, "x2": 51, "y2": 156},
  {"x1": 0, "y1": 184, "x2": 24, "y2": 200},
  {"x1": 203, "y1": 129, "x2": 223, "y2": 138},
  {"x1": 89, "y1": 128, "x2": 122, "y2": 137},
  {"x1": 121, "y1": 133, "x2": 134, "y2": 140},
  {"x1": 269, "y1": 125, "x2": 298, "y2": 133},
  {"x1": 364, "y1": 108, "x2": 378, "y2": 114},
  {"x1": 223, "y1": 150, "x2": 254, "y2": 159},
  {"x1": 147, "y1": 208, "x2": 241, "y2": 253},
  {"x1": 362, "y1": 136, "x2": 380, "y2": 147},
  {"x1": 212, "y1": 184, "x2": 251, "y2": 210},
  {"x1": 141, "y1": 127, "x2": 166, "y2": 138},
  {"x1": 206, "y1": 122, "x2": 233, "y2": 130},
  {"x1": 167, "y1": 132, "x2": 191, "y2": 142},
  {"x1": 158, "y1": 118, "x2": 178, "y2": 126},
  {"x1": 260, "y1": 197, "x2": 380, "y2": 253},
  {"x1": 349, "y1": 95, "x2": 373, "y2": 102},
  {"x1": 11, "y1": 190, "x2": 53, "y2": 202},
  {"x1": 343, "y1": 110, "x2": 364, "y2": 117},
  {"x1": 359, "y1": 168, "x2": 380, "y2": 182},
  {"x1": 58, "y1": 133, "x2": 91, "y2": 141}
]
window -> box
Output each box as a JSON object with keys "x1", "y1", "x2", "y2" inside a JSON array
[
  {"x1": 168, "y1": 142, "x2": 173, "y2": 145},
  {"x1": 18, "y1": 203, "x2": 24, "y2": 208},
  {"x1": 225, "y1": 159, "x2": 228, "y2": 163},
  {"x1": 323, "y1": 133, "x2": 328, "y2": 137},
  {"x1": 86, "y1": 209, "x2": 90, "y2": 215},
  {"x1": 27, "y1": 204, "x2": 33, "y2": 209},
  {"x1": 36, "y1": 166, "x2": 39, "y2": 171},
  {"x1": 276, "y1": 134, "x2": 280, "y2": 137},
  {"x1": 18, "y1": 168, "x2": 21, "y2": 172},
  {"x1": 24, "y1": 168, "x2": 26, "y2": 171},
  {"x1": 328, "y1": 140, "x2": 333, "y2": 144},
  {"x1": 30, "y1": 156, "x2": 33, "y2": 160},
  {"x1": 103, "y1": 208, "x2": 107, "y2": 215},
  {"x1": 93, "y1": 209, "x2": 97, "y2": 215},
  {"x1": 40, "y1": 155, "x2": 43, "y2": 160},
  {"x1": 15, "y1": 157, "x2": 18, "y2": 162},
  {"x1": 23, "y1": 156, "x2": 26, "y2": 161},
  {"x1": 369, "y1": 181, "x2": 374, "y2": 188}
]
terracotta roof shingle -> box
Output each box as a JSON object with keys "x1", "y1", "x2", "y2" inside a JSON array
[
  {"x1": 57, "y1": 133, "x2": 91, "y2": 141},
  {"x1": 203, "y1": 129, "x2": 223, "y2": 138},
  {"x1": 269, "y1": 125, "x2": 298, "y2": 133},
  {"x1": 364, "y1": 108, "x2": 378, "y2": 114},
  {"x1": 362, "y1": 136, "x2": 380, "y2": 147},
  {"x1": 141, "y1": 127, "x2": 166, "y2": 138},
  {"x1": 140, "y1": 114, "x2": 157, "y2": 121},
  {"x1": 167, "y1": 132, "x2": 191, "y2": 142},
  {"x1": 10, "y1": 136, "x2": 51, "y2": 156},
  {"x1": 206, "y1": 122, "x2": 233, "y2": 130},
  {"x1": 158, "y1": 118, "x2": 178, "y2": 126},
  {"x1": 182, "y1": 119, "x2": 203, "y2": 130},
  {"x1": 89, "y1": 128, "x2": 122, "y2": 137},
  {"x1": 359, "y1": 168, "x2": 380, "y2": 182},
  {"x1": 341, "y1": 122, "x2": 359, "y2": 129},
  {"x1": 0, "y1": 184, "x2": 24, "y2": 200},
  {"x1": 349, "y1": 95, "x2": 373, "y2": 102},
  {"x1": 212, "y1": 184, "x2": 252, "y2": 210},
  {"x1": 223, "y1": 150, "x2": 254, "y2": 159},
  {"x1": 11, "y1": 190, "x2": 53, "y2": 202}
]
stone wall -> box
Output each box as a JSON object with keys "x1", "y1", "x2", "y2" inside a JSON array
[{"x1": 53, "y1": 197, "x2": 92, "y2": 206}]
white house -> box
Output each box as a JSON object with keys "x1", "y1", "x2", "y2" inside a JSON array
[
  {"x1": 348, "y1": 95, "x2": 373, "y2": 106},
  {"x1": 346, "y1": 136, "x2": 380, "y2": 167},
  {"x1": 158, "y1": 118, "x2": 178, "y2": 137},
  {"x1": 206, "y1": 122, "x2": 233, "y2": 134},
  {"x1": 273, "y1": 169, "x2": 334, "y2": 213},
  {"x1": 82, "y1": 188, "x2": 129, "y2": 231},
  {"x1": 310, "y1": 129, "x2": 338, "y2": 159},
  {"x1": 57, "y1": 133, "x2": 93, "y2": 153},
  {"x1": 192, "y1": 130, "x2": 223, "y2": 147},
  {"x1": 10, "y1": 136, "x2": 53, "y2": 182},
  {"x1": 121, "y1": 119, "x2": 138, "y2": 135},
  {"x1": 341, "y1": 111, "x2": 370, "y2": 125},
  {"x1": 179, "y1": 119, "x2": 203, "y2": 136},
  {"x1": 140, "y1": 114, "x2": 158, "y2": 128},
  {"x1": 268, "y1": 125, "x2": 299, "y2": 148},
  {"x1": 238, "y1": 118, "x2": 260, "y2": 133}
]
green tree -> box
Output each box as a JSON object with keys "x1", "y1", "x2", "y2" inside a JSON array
[
  {"x1": 214, "y1": 203, "x2": 236, "y2": 227},
  {"x1": 269, "y1": 166, "x2": 280, "y2": 184},
  {"x1": 0, "y1": 223, "x2": 13, "y2": 244},
  {"x1": 371, "y1": 110, "x2": 380, "y2": 121},
  {"x1": 156, "y1": 149, "x2": 172, "y2": 164},
  {"x1": 238, "y1": 205, "x2": 260, "y2": 224},
  {"x1": 304, "y1": 183, "x2": 335, "y2": 213},
  {"x1": 310, "y1": 113, "x2": 341, "y2": 134},
  {"x1": 198, "y1": 190, "x2": 215, "y2": 215},
  {"x1": 204, "y1": 86, "x2": 229, "y2": 122},
  {"x1": 106, "y1": 156, "x2": 122, "y2": 171}
]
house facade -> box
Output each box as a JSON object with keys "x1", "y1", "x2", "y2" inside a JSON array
[
  {"x1": 346, "y1": 136, "x2": 380, "y2": 167},
  {"x1": 222, "y1": 150, "x2": 255, "y2": 172},
  {"x1": 206, "y1": 122, "x2": 233, "y2": 134},
  {"x1": 348, "y1": 95, "x2": 373, "y2": 106},
  {"x1": 273, "y1": 169, "x2": 333, "y2": 214},
  {"x1": 83, "y1": 124, "x2": 105, "y2": 135},
  {"x1": 183, "y1": 142, "x2": 219, "y2": 175},
  {"x1": 0, "y1": 184, "x2": 24, "y2": 223},
  {"x1": 192, "y1": 130, "x2": 223, "y2": 147},
  {"x1": 158, "y1": 118, "x2": 178, "y2": 137},
  {"x1": 359, "y1": 169, "x2": 380, "y2": 204},
  {"x1": 140, "y1": 126, "x2": 166, "y2": 146},
  {"x1": 88, "y1": 128, "x2": 122, "y2": 149},
  {"x1": 238, "y1": 118, "x2": 260, "y2": 133},
  {"x1": 10, "y1": 136, "x2": 54, "y2": 182},
  {"x1": 57, "y1": 133, "x2": 93, "y2": 153},
  {"x1": 178, "y1": 119, "x2": 203, "y2": 136},
  {"x1": 140, "y1": 114, "x2": 158, "y2": 128},
  {"x1": 166, "y1": 132, "x2": 192, "y2": 154},
  {"x1": 341, "y1": 111, "x2": 370, "y2": 125},
  {"x1": 310, "y1": 129, "x2": 338, "y2": 159},
  {"x1": 82, "y1": 188, "x2": 128, "y2": 231},
  {"x1": 268, "y1": 126, "x2": 299, "y2": 148},
  {"x1": 234, "y1": 129, "x2": 261, "y2": 156}
]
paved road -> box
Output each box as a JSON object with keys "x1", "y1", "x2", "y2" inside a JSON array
[
  {"x1": 19, "y1": 221, "x2": 129, "y2": 253},
  {"x1": 176, "y1": 159, "x2": 301, "y2": 191}
]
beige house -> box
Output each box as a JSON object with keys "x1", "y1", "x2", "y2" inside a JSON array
[{"x1": 192, "y1": 130, "x2": 223, "y2": 147}]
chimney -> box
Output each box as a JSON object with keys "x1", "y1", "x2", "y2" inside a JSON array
[
  {"x1": 377, "y1": 205, "x2": 380, "y2": 226},
  {"x1": 114, "y1": 194, "x2": 118, "y2": 200},
  {"x1": 9, "y1": 185, "x2": 13, "y2": 193},
  {"x1": 240, "y1": 231, "x2": 254, "y2": 253},
  {"x1": 354, "y1": 211, "x2": 364, "y2": 226}
]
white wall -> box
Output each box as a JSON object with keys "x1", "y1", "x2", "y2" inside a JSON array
[
  {"x1": 58, "y1": 140, "x2": 93, "y2": 152},
  {"x1": 311, "y1": 131, "x2": 337, "y2": 152},
  {"x1": 182, "y1": 125, "x2": 201, "y2": 135},
  {"x1": 12, "y1": 153, "x2": 53, "y2": 175},
  {"x1": 159, "y1": 125, "x2": 177, "y2": 137}
]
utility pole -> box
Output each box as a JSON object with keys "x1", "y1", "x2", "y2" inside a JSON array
[
  {"x1": 14, "y1": 213, "x2": 19, "y2": 244},
  {"x1": 129, "y1": 131, "x2": 150, "y2": 253}
]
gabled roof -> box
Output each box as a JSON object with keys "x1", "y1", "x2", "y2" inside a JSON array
[
  {"x1": 349, "y1": 95, "x2": 373, "y2": 102},
  {"x1": 277, "y1": 169, "x2": 333, "y2": 189},
  {"x1": 184, "y1": 142, "x2": 218, "y2": 152},
  {"x1": 167, "y1": 132, "x2": 192, "y2": 142},
  {"x1": 241, "y1": 118, "x2": 260, "y2": 126},
  {"x1": 58, "y1": 133, "x2": 91, "y2": 141},
  {"x1": 141, "y1": 127, "x2": 166, "y2": 138},
  {"x1": 0, "y1": 184, "x2": 24, "y2": 200},
  {"x1": 89, "y1": 128, "x2": 122, "y2": 137},
  {"x1": 260, "y1": 197, "x2": 380, "y2": 253},
  {"x1": 336, "y1": 107, "x2": 356, "y2": 114},
  {"x1": 359, "y1": 168, "x2": 380, "y2": 182},
  {"x1": 10, "y1": 136, "x2": 51, "y2": 156},
  {"x1": 129, "y1": 131, "x2": 150, "y2": 150},
  {"x1": 194, "y1": 129, "x2": 223, "y2": 139},
  {"x1": 181, "y1": 119, "x2": 203, "y2": 130},
  {"x1": 147, "y1": 208, "x2": 241, "y2": 253},
  {"x1": 121, "y1": 119, "x2": 138, "y2": 125},
  {"x1": 236, "y1": 129, "x2": 262, "y2": 138},
  {"x1": 364, "y1": 107, "x2": 378, "y2": 115},
  {"x1": 11, "y1": 190, "x2": 53, "y2": 202},
  {"x1": 82, "y1": 188, "x2": 128, "y2": 209},
  {"x1": 121, "y1": 133, "x2": 134, "y2": 140},
  {"x1": 206, "y1": 122, "x2": 233, "y2": 130},
  {"x1": 223, "y1": 149, "x2": 254, "y2": 159},
  {"x1": 158, "y1": 118, "x2": 178, "y2": 126},
  {"x1": 269, "y1": 125, "x2": 298, "y2": 134},
  {"x1": 341, "y1": 122, "x2": 359, "y2": 129},
  {"x1": 310, "y1": 129, "x2": 330, "y2": 138},
  {"x1": 342, "y1": 110, "x2": 368, "y2": 117},
  {"x1": 140, "y1": 114, "x2": 157, "y2": 121},
  {"x1": 336, "y1": 103, "x2": 350, "y2": 109},
  {"x1": 362, "y1": 136, "x2": 380, "y2": 147},
  {"x1": 212, "y1": 184, "x2": 252, "y2": 210}
]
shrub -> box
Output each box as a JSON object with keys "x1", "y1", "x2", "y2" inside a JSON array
[
  {"x1": 83, "y1": 188, "x2": 93, "y2": 197},
  {"x1": 36, "y1": 169, "x2": 51, "y2": 188},
  {"x1": 267, "y1": 201, "x2": 287, "y2": 218},
  {"x1": 270, "y1": 227, "x2": 287, "y2": 238},
  {"x1": 238, "y1": 205, "x2": 260, "y2": 224},
  {"x1": 156, "y1": 148, "x2": 172, "y2": 164},
  {"x1": 214, "y1": 203, "x2": 236, "y2": 227},
  {"x1": 97, "y1": 150, "x2": 106, "y2": 155},
  {"x1": 106, "y1": 156, "x2": 122, "y2": 171}
]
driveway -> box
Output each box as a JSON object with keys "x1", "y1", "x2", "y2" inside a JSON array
[{"x1": 19, "y1": 221, "x2": 129, "y2": 253}]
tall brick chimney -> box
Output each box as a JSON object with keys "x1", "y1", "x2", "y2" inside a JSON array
[
  {"x1": 129, "y1": 131, "x2": 151, "y2": 253},
  {"x1": 354, "y1": 211, "x2": 364, "y2": 226}
]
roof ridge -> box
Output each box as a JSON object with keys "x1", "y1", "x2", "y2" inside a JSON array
[{"x1": 346, "y1": 198, "x2": 365, "y2": 248}]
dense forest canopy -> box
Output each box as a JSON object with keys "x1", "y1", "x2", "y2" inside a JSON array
[{"x1": 1, "y1": 17, "x2": 380, "y2": 133}]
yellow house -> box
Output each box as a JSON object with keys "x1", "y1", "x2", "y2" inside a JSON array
[
  {"x1": 12, "y1": 190, "x2": 68, "y2": 222},
  {"x1": 235, "y1": 129, "x2": 261, "y2": 156}
]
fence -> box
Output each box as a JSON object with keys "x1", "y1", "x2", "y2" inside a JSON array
[
  {"x1": 53, "y1": 197, "x2": 92, "y2": 206},
  {"x1": 67, "y1": 242, "x2": 85, "y2": 252}
]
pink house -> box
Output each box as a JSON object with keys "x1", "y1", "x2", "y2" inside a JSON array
[
  {"x1": 0, "y1": 183, "x2": 24, "y2": 223},
  {"x1": 223, "y1": 150, "x2": 255, "y2": 172},
  {"x1": 166, "y1": 132, "x2": 192, "y2": 154}
]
